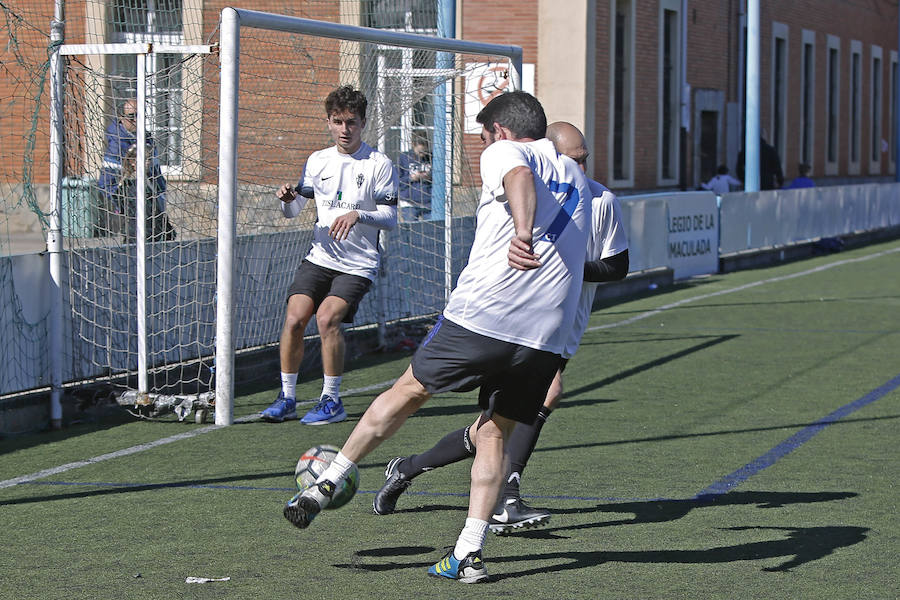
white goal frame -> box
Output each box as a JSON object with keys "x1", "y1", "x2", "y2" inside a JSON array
[{"x1": 214, "y1": 8, "x2": 523, "y2": 425}]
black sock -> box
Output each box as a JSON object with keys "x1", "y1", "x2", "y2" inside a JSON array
[
  {"x1": 503, "y1": 406, "x2": 552, "y2": 498},
  {"x1": 399, "y1": 426, "x2": 474, "y2": 479}
]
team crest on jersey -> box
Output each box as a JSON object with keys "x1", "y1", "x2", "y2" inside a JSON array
[{"x1": 356, "y1": 173, "x2": 364, "y2": 188}]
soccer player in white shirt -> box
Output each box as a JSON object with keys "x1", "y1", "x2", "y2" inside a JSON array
[
  {"x1": 371, "y1": 122, "x2": 629, "y2": 534},
  {"x1": 282, "y1": 91, "x2": 591, "y2": 584},
  {"x1": 260, "y1": 85, "x2": 398, "y2": 425}
]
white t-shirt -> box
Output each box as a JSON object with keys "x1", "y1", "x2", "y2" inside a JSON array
[
  {"x1": 562, "y1": 179, "x2": 629, "y2": 358},
  {"x1": 443, "y1": 138, "x2": 591, "y2": 355},
  {"x1": 282, "y1": 142, "x2": 397, "y2": 280}
]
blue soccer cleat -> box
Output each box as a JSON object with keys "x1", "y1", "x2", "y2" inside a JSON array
[
  {"x1": 427, "y1": 549, "x2": 489, "y2": 583},
  {"x1": 300, "y1": 394, "x2": 347, "y2": 425},
  {"x1": 261, "y1": 392, "x2": 297, "y2": 422}
]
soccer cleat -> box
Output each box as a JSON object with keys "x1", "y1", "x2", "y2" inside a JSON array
[
  {"x1": 427, "y1": 549, "x2": 489, "y2": 583},
  {"x1": 283, "y1": 479, "x2": 336, "y2": 528},
  {"x1": 488, "y1": 496, "x2": 551, "y2": 535},
  {"x1": 260, "y1": 392, "x2": 297, "y2": 422},
  {"x1": 300, "y1": 394, "x2": 347, "y2": 425},
  {"x1": 373, "y1": 457, "x2": 413, "y2": 515}
]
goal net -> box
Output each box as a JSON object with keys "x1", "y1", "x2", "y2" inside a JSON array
[{"x1": 52, "y1": 8, "x2": 522, "y2": 423}]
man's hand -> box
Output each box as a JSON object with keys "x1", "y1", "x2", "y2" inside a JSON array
[
  {"x1": 329, "y1": 211, "x2": 361, "y2": 240},
  {"x1": 277, "y1": 183, "x2": 297, "y2": 203},
  {"x1": 508, "y1": 235, "x2": 541, "y2": 270}
]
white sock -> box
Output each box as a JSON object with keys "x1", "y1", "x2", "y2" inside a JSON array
[
  {"x1": 280, "y1": 372, "x2": 298, "y2": 399},
  {"x1": 318, "y1": 451, "x2": 356, "y2": 485},
  {"x1": 322, "y1": 375, "x2": 342, "y2": 401},
  {"x1": 453, "y1": 518, "x2": 488, "y2": 560}
]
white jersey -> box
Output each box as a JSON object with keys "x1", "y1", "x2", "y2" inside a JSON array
[
  {"x1": 563, "y1": 179, "x2": 629, "y2": 358},
  {"x1": 443, "y1": 138, "x2": 590, "y2": 355},
  {"x1": 283, "y1": 142, "x2": 397, "y2": 280}
]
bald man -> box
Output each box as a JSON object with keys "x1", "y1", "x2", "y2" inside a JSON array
[{"x1": 373, "y1": 121, "x2": 630, "y2": 534}]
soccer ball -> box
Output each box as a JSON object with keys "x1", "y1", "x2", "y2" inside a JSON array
[{"x1": 294, "y1": 444, "x2": 359, "y2": 509}]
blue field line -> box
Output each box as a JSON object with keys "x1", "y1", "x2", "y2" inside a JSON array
[
  {"x1": 694, "y1": 372, "x2": 900, "y2": 500},
  {"x1": 23, "y1": 479, "x2": 658, "y2": 504},
  {"x1": 19, "y1": 372, "x2": 900, "y2": 505}
]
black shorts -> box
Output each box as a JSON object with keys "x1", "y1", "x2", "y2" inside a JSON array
[
  {"x1": 286, "y1": 259, "x2": 372, "y2": 323},
  {"x1": 411, "y1": 316, "x2": 563, "y2": 424}
]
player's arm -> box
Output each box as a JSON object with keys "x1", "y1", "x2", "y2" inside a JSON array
[
  {"x1": 330, "y1": 161, "x2": 398, "y2": 240},
  {"x1": 504, "y1": 165, "x2": 541, "y2": 270},
  {"x1": 278, "y1": 162, "x2": 314, "y2": 218},
  {"x1": 584, "y1": 249, "x2": 629, "y2": 282}
]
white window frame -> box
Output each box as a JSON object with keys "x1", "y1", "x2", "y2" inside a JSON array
[
  {"x1": 848, "y1": 39, "x2": 862, "y2": 175},
  {"x1": 88, "y1": 0, "x2": 204, "y2": 181},
  {"x1": 770, "y1": 22, "x2": 788, "y2": 174},
  {"x1": 825, "y1": 34, "x2": 841, "y2": 176},
  {"x1": 373, "y1": 12, "x2": 439, "y2": 155},
  {"x1": 657, "y1": 0, "x2": 681, "y2": 186},
  {"x1": 608, "y1": 0, "x2": 635, "y2": 189},
  {"x1": 869, "y1": 45, "x2": 883, "y2": 174},
  {"x1": 891, "y1": 50, "x2": 898, "y2": 174},
  {"x1": 799, "y1": 29, "x2": 816, "y2": 173}
]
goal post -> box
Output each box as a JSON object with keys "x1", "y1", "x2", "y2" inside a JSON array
[{"x1": 214, "y1": 8, "x2": 523, "y2": 425}]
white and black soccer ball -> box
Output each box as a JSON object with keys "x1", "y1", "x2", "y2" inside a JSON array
[{"x1": 294, "y1": 444, "x2": 359, "y2": 509}]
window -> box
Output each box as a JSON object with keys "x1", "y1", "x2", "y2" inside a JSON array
[
  {"x1": 609, "y1": 0, "x2": 634, "y2": 187},
  {"x1": 658, "y1": 0, "x2": 681, "y2": 185},
  {"x1": 771, "y1": 23, "x2": 788, "y2": 168},
  {"x1": 825, "y1": 35, "x2": 840, "y2": 175},
  {"x1": 800, "y1": 30, "x2": 815, "y2": 170},
  {"x1": 870, "y1": 45, "x2": 883, "y2": 173},
  {"x1": 891, "y1": 51, "x2": 898, "y2": 172},
  {"x1": 849, "y1": 40, "x2": 862, "y2": 174},
  {"x1": 108, "y1": 0, "x2": 185, "y2": 174},
  {"x1": 365, "y1": 2, "x2": 438, "y2": 157}
]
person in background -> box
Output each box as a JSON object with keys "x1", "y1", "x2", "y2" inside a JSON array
[
  {"x1": 701, "y1": 165, "x2": 742, "y2": 195},
  {"x1": 98, "y1": 98, "x2": 173, "y2": 241},
  {"x1": 736, "y1": 135, "x2": 784, "y2": 190},
  {"x1": 397, "y1": 136, "x2": 432, "y2": 222},
  {"x1": 785, "y1": 163, "x2": 815, "y2": 189}
]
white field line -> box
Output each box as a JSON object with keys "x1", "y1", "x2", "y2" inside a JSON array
[
  {"x1": 586, "y1": 246, "x2": 900, "y2": 333},
  {"x1": 3, "y1": 245, "x2": 898, "y2": 490}
]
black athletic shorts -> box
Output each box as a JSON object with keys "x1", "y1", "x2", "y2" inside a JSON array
[
  {"x1": 286, "y1": 259, "x2": 372, "y2": 323},
  {"x1": 411, "y1": 316, "x2": 563, "y2": 424}
]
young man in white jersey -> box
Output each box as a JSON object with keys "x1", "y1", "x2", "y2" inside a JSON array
[
  {"x1": 260, "y1": 85, "x2": 398, "y2": 425},
  {"x1": 281, "y1": 91, "x2": 591, "y2": 584},
  {"x1": 372, "y1": 121, "x2": 629, "y2": 533}
]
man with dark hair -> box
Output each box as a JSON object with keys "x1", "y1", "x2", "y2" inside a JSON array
[
  {"x1": 261, "y1": 85, "x2": 398, "y2": 425},
  {"x1": 281, "y1": 91, "x2": 591, "y2": 584},
  {"x1": 372, "y1": 121, "x2": 630, "y2": 535}
]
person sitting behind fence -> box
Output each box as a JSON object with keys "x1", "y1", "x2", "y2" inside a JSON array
[
  {"x1": 701, "y1": 165, "x2": 742, "y2": 195},
  {"x1": 98, "y1": 98, "x2": 173, "y2": 241},
  {"x1": 397, "y1": 137, "x2": 432, "y2": 222},
  {"x1": 785, "y1": 163, "x2": 815, "y2": 189}
]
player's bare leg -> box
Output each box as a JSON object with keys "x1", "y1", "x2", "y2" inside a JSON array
[
  {"x1": 262, "y1": 294, "x2": 314, "y2": 422},
  {"x1": 342, "y1": 366, "x2": 430, "y2": 460},
  {"x1": 300, "y1": 295, "x2": 351, "y2": 424}
]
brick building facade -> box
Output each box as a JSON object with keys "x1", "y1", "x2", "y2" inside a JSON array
[{"x1": 4, "y1": 0, "x2": 899, "y2": 193}]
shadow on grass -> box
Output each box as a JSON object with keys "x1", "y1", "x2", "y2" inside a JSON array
[
  {"x1": 488, "y1": 524, "x2": 868, "y2": 579},
  {"x1": 0, "y1": 470, "x2": 294, "y2": 506},
  {"x1": 534, "y1": 413, "x2": 900, "y2": 454},
  {"x1": 336, "y1": 490, "x2": 866, "y2": 577}
]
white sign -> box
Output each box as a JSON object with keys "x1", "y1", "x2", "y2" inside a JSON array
[
  {"x1": 464, "y1": 62, "x2": 535, "y2": 134},
  {"x1": 665, "y1": 191, "x2": 719, "y2": 279}
]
